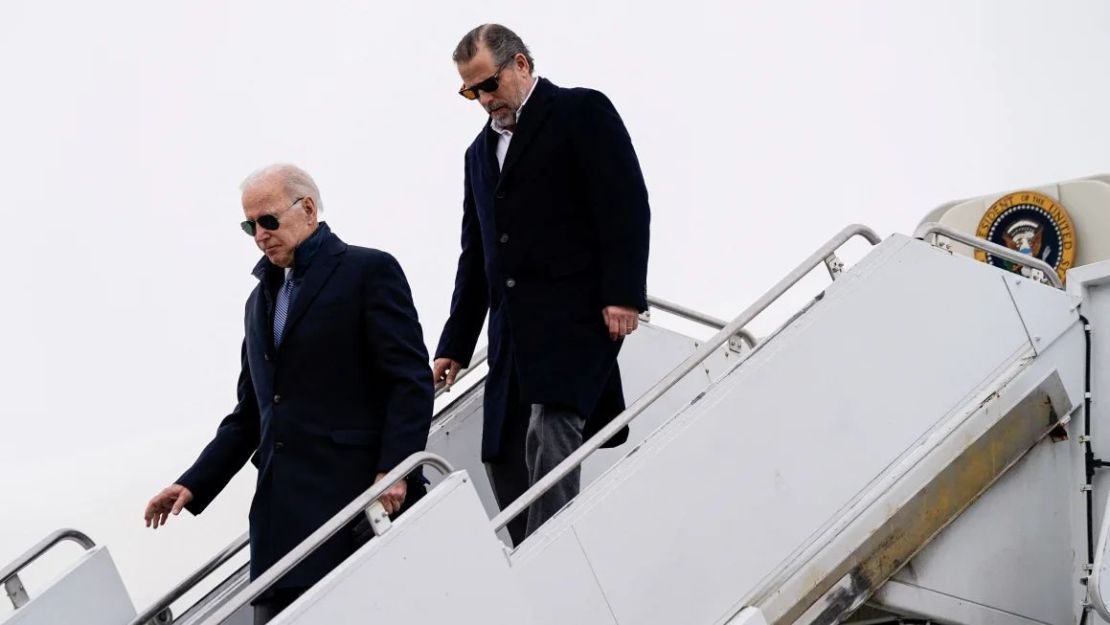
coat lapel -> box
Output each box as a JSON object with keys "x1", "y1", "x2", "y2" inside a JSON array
[
  {"x1": 249, "y1": 257, "x2": 277, "y2": 352},
  {"x1": 278, "y1": 234, "x2": 346, "y2": 351},
  {"x1": 497, "y1": 78, "x2": 557, "y2": 186},
  {"x1": 479, "y1": 124, "x2": 500, "y2": 188}
]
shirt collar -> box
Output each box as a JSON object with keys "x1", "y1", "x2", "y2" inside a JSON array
[{"x1": 490, "y1": 76, "x2": 539, "y2": 136}]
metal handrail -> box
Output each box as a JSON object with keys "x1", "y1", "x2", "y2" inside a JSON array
[
  {"x1": 491, "y1": 224, "x2": 883, "y2": 532},
  {"x1": 433, "y1": 345, "x2": 489, "y2": 399},
  {"x1": 200, "y1": 451, "x2": 454, "y2": 624},
  {"x1": 647, "y1": 295, "x2": 757, "y2": 349},
  {"x1": 1, "y1": 528, "x2": 96, "y2": 610},
  {"x1": 0, "y1": 528, "x2": 95, "y2": 584},
  {"x1": 913, "y1": 222, "x2": 1064, "y2": 289},
  {"x1": 434, "y1": 295, "x2": 756, "y2": 403},
  {"x1": 128, "y1": 532, "x2": 249, "y2": 625}
]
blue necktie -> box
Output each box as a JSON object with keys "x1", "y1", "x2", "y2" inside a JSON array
[{"x1": 273, "y1": 276, "x2": 296, "y2": 349}]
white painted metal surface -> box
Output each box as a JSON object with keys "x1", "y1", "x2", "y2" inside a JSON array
[
  {"x1": 271, "y1": 471, "x2": 533, "y2": 625},
  {"x1": 511, "y1": 235, "x2": 1081, "y2": 625},
  {"x1": 1, "y1": 546, "x2": 135, "y2": 625},
  {"x1": 875, "y1": 580, "x2": 1050, "y2": 625}
]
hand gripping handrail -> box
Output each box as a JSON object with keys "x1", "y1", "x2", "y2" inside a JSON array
[
  {"x1": 433, "y1": 345, "x2": 489, "y2": 399},
  {"x1": 914, "y1": 222, "x2": 1064, "y2": 289},
  {"x1": 646, "y1": 295, "x2": 758, "y2": 349},
  {"x1": 200, "y1": 451, "x2": 454, "y2": 624},
  {"x1": 491, "y1": 224, "x2": 883, "y2": 533},
  {"x1": 1, "y1": 528, "x2": 96, "y2": 609},
  {"x1": 128, "y1": 532, "x2": 250, "y2": 625}
]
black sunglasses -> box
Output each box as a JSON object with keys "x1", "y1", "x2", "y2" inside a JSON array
[
  {"x1": 458, "y1": 62, "x2": 511, "y2": 100},
  {"x1": 241, "y1": 197, "x2": 304, "y2": 236}
]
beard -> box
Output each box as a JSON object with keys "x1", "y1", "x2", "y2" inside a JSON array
[{"x1": 486, "y1": 102, "x2": 518, "y2": 127}]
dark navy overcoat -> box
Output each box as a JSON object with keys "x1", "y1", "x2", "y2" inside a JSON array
[
  {"x1": 178, "y1": 223, "x2": 433, "y2": 590},
  {"x1": 436, "y1": 78, "x2": 651, "y2": 460}
]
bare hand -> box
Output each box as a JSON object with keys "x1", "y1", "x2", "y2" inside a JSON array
[
  {"x1": 374, "y1": 472, "x2": 407, "y2": 515},
  {"x1": 432, "y1": 358, "x2": 462, "y2": 390},
  {"x1": 602, "y1": 305, "x2": 640, "y2": 341},
  {"x1": 144, "y1": 484, "x2": 193, "y2": 529}
]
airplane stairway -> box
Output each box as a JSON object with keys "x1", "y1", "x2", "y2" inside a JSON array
[
  {"x1": 4, "y1": 223, "x2": 1101, "y2": 625},
  {"x1": 195, "y1": 226, "x2": 1087, "y2": 625},
  {"x1": 1, "y1": 295, "x2": 745, "y2": 625}
]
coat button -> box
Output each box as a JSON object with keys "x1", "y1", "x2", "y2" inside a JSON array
[
  {"x1": 275, "y1": 441, "x2": 285, "y2": 452},
  {"x1": 505, "y1": 278, "x2": 516, "y2": 288},
  {"x1": 264, "y1": 353, "x2": 270, "y2": 361},
  {"x1": 499, "y1": 233, "x2": 509, "y2": 244},
  {"x1": 496, "y1": 190, "x2": 505, "y2": 199},
  {"x1": 273, "y1": 394, "x2": 282, "y2": 404}
]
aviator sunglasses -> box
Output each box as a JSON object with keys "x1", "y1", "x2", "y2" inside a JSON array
[
  {"x1": 241, "y1": 197, "x2": 304, "y2": 236},
  {"x1": 458, "y1": 61, "x2": 512, "y2": 100}
]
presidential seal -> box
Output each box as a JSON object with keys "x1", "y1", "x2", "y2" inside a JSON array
[{"x1": 975, "y1": 190, "x2": 1076, "y2": 285}]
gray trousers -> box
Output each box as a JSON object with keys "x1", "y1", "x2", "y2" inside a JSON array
[
  {"x1": 524, "y1": 404, "x2": 586, "y2": 534},
  {"x1": 487, "y1": 403, "x2": 585, "y2": 542}
]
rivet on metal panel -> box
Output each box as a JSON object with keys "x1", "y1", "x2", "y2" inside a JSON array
[
  {"x1": 365, "y1": 500, "x2": 393, "y2": 536},
  {"x1": 3, "y1": 573, "x2": 30, "y2": 609},
  {"x1": 823, "y1": 253, "x2": 845, "y2": 280},
  {"x1": 728, "y1": 335, "x2": 745, "y2": 353}
]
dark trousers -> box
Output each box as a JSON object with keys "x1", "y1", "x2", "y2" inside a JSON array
[
  {"x1": 486, "y1": 396, "x2": 585, "y2": 545},
  {"x1": 486, "y1": 396, "x2": 532, "y2": 546},
  {"x1": 254, "y1": 587, "x2": 305, "y2": 625}
]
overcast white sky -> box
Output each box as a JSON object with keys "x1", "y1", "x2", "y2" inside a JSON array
[{"x1": 3, "y1": 0, "x2": 1110, "y2": 613}]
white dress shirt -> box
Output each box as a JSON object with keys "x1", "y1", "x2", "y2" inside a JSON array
[{"x1": 491, "y1": 77, "x2": 539, "y2": 170}]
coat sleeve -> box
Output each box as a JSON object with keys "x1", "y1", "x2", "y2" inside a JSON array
[
  {"x1": 434, "y1": 150, "x2": 490, "y2": 366},
  {"x1": 572, "y1": 89, "x2": 651, "y2": 312},
  {"x1": 363, "y1": 253, "x2": 435, "y2": 473},
  {"x1": 177, "y1": 339, "x2": 260, "y2": 514}
]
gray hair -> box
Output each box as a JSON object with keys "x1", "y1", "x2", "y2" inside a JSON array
[
  {"x1": 453, "y1": 24, "x2": 534, "y2": 73},
  {"x1": 240, "y1": 163, "x2": 324, "y2": 213}
]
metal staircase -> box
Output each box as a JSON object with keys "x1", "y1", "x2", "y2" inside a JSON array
[{"x1": 4, "y1": 223, "x2": 1102, "y2": 625}]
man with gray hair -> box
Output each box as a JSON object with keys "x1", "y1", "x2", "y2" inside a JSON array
[
  {"x1": 434, "y1": 24, "x2": 651, "y2": 543},
  {"x1": 143, "y1": 164, "x2": 434, "y2": 623}
]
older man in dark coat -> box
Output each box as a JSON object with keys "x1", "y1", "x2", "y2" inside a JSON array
[
  {"x1": 433, "y1": 24, "x2": 651, "y2": 544},
  {"x1": 144, "y1": 164, "x2": 434, "y2": 623}
]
